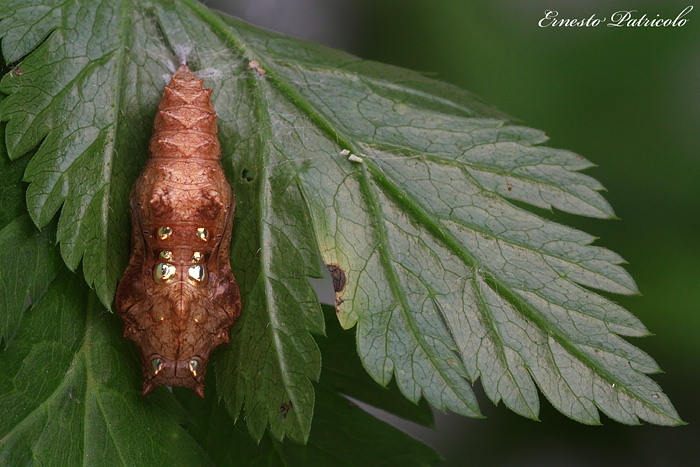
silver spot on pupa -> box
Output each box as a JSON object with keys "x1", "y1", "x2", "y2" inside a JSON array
[
  {"x1": 152, "y1": 358, "x2": 164, "y2": 375},
  {"x1": 160, "y1": 250, "x2": 173, "y2": 261},
  {"x1": 158, "y1": 226, "x2": 173, "y2": 240},
  {"x1": 189, "y1": 359, "x2": 199, "y2": 377},
  {"x1": 188, "y1": 265, "x2": 206, "y2": 285},
  {"x1": 154, "y1": 263, "x2": 176, "y2": 283},
  {"x1": 196, "y1": 227, "x2": 208, "y2": 241}
]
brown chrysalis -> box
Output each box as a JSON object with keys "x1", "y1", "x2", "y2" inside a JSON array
[{"x1": 115, "y1": 64, "x2": 241, "y2": 398}]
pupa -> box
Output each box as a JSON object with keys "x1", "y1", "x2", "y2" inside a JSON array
[{"x1": 115, "y1": 64, "x2": 241, "y2": 398}]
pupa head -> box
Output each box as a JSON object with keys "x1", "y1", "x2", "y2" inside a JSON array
[{"x1": 141, "y1": 355, "x2": 207, "y2": 398}]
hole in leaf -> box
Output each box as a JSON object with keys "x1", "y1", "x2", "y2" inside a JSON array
[{"x1": 241, "y1": 167, "x2": 257, "y2": 182}]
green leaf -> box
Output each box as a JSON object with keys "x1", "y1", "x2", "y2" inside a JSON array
[
  {"x1": 0, "y1": 270, "x2": 213, "y2": 465},
  {"x1": 0, "y1": 0, "x2": 682, "y2": 449}
]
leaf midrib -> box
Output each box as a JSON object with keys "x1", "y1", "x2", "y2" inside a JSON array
[
  {"x1": 470, "y1": 274, "x2": 540, "y2": 418},
  {"x1": 81, "y1": 289, "x2": 127, "y2": 467}
]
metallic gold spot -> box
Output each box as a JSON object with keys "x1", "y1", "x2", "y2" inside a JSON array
[
  {"x1": 189, "y1": 359, "x2": 199, "y2": 377},
  {"x1": 188, "y1": 265, "x2": 206, "y2": 285},
  {"x1": 155, "y1": 309, "x2": 165, "y2": 321},
  {"x1": 158, "y1": 226, "x2": 173, "y2": 240},
  {"x1": 191, "y1": 251, "x2": 204, "y2": 263},
  {"x1": 196, "y1": 227, "x2": 209, "y2": 242},
  {"x1": 160, "y1": 250, "x2": 173, "y2": 261},
  {"x1": 151, "y1": 358, "x2": 164, "y2": 375},
  {"x1": 154, "y1": 263, "x2": 176, "y2": 284}
]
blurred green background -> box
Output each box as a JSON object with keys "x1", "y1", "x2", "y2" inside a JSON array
[{"x1": 214, "y1": 0, "x2": 699, "y2": 464}]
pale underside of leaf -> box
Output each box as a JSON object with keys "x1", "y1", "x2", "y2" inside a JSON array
[
  {"x1": 0, "y1": 0, "x2": 682, "y2": 450},
  {"x1": 212, "y1": 10, "x2": 679, "y2": 426}
]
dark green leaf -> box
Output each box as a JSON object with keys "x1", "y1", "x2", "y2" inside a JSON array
[
  {"x1": 0, "y1": 271, "x2": 212, "y2": 465},
  {"x1": 288, "y1": 384, "x2": 440, "y2": 466}
]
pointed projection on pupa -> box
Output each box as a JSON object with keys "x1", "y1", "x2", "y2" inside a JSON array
[{"x1": 116, "y1": 64, "x2": 241, "y2": 398}]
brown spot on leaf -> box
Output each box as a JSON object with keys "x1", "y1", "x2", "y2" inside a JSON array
[
  {"x1": 280, "y1": 400, "x2": 294, "y2": 419},
  {"x1": 327, "y1": 264, "x2": 347, "y2": 312},
  {"x1": 327, "y1": 264, "x2": 346, "y2": 293}
]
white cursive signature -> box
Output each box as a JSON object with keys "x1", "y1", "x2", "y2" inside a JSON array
[{"x1": 538, "y1": 5, "x2": 692, "y2": 28}]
